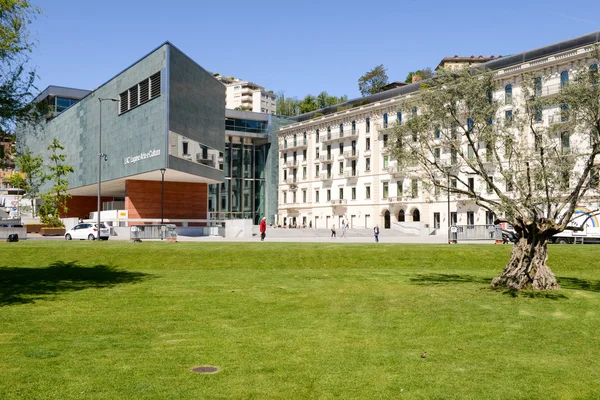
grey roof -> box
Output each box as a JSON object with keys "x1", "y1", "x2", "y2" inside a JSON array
[
  {"x1": 291, "y1": 30, "x2": 600, "y2": 123},
  {"x1": 34, "y1": 86, "x2": 91, "y2": 103}
]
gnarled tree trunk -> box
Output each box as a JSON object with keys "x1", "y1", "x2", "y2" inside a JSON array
[{"x1": 490, "y1": 235, "x2": 560, "y2": 291}]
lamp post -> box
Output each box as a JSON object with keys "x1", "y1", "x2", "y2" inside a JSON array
[
  {"x1": 160, "y1": 168, "x2": 166, "y2": 224},
  {"x1": 98, "y1": 97, "x2": 119, "y2": 239}
]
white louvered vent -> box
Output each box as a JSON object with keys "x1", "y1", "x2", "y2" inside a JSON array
[
  {"x1": 139, "y1": 79, "x2": 149, "y2": 103},
  {"x1": 150, "y1": 72, "x2": 161, "y2": 99},
  {"x1": 129, "y1": 85, "x2": 139, "y2": 108},
  {"x1": 119, "y1": 92, "x2": 128, "y2": 114},
  {"x1": 118, "y1": 71, "x2": 161, "y2": 115}
]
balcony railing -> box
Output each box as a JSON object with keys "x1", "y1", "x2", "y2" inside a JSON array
[
  {"x1": 319, "y1": 154, "x2": 334, "y2": 163},
  {"x1": 320, "y1": 128, "x2": 359, "y2": 144},
  {"x1": 282, "y1": 139, "x2": 308, "y2": 150},
  {"x1": 343, "y1": 150, "x2": 359, "y2": 159},
  {"x1": 286, "y1": 160, "x2": 298, "y2": 168},
  {"x1": 364, "y1": 150, "x2": 371, "y2": 157},
  {"x1": 330, "y1": 199, "x2": 348, "y2": 205},
  {"x1": 286, "y1": 177, "x2": 297, "y2": 184},
  {"x1": 381, "y1": 147, "x2": 390, "y2": 155},
  {"x1": 320, "y1": 173, "x2": 333, "y2": 181},
  {"x1": 387, "y1": 166, "x2": 403, "y2": 176},
  {"x1": 343, "y1": 171, "x2": 359, "y2": 179}
]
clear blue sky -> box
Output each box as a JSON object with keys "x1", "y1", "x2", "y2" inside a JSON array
[{"x1": 30, "y1": 0, "x2": 600, "y2": 101}]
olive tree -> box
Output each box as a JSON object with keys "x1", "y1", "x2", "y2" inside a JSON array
[{"x1": 389, "y1": 53, "x2": 600, "y2": 291}]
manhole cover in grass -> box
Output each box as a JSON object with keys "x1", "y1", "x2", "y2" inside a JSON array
[{"x1": 192, "y1": 366, "x2": 219, "y2": 374}]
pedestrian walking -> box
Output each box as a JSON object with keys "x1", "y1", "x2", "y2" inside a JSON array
[
  {"x1": 341, "y1": 221, "x2": 347, "y2": 238},
  {"x1": 331, "y1": 224, "x2": 336, "y2": 238},
  {"x1": 374, "y1": 225, "x2": 380, "y2": 243},
  {"x1": 260, "y1": 217, "x2": 267, "y2": 241}
]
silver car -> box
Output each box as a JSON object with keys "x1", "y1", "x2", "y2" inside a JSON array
[{"x1": 65, "y1": 223, "x2": 110, "y2": 240}]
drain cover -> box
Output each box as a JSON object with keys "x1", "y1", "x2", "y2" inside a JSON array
[{"x1": 192, "y1": 366, "x2": 219, "y2": 374}]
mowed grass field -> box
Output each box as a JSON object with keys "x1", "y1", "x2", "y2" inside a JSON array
[{"x1": 1, "y1": 241, "x2": 600, "y2": 400}]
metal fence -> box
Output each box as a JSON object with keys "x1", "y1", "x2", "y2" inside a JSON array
[
  {"x1": 130, "y1": 224, "x2": 177, "y2": 242},
  {"x1": 449, "y1": 224, "x2": 502, "y2": 241}
]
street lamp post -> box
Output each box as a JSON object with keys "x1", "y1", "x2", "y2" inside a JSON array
[
  {"x1": 160, "y1": 168, "x2": 166, "y2": 224},
  {"x1": 98, "y1": 97, "x2": 119, "y2": 239}
]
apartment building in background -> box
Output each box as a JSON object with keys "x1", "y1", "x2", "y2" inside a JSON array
[
  {"x1": 216, "y1": 75, "x2": 277, "y2": 114},
  {"x1": 276, "y1": 31, "x2": 600, "y2": 234}
]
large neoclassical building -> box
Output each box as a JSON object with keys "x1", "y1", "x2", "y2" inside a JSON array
[{"x1": 276, "y1": 31, "x2": 600, "y2": 233}]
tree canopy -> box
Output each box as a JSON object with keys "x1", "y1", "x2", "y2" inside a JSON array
[
  {"x1": 405, "y1": 68, "x2": 434, "y2": 84},
  {"x1": 358, "y1": 64, "x2": 388, "y2": 96},
  {"x1": 276, "y1": 91, "x2": 348, "y2": 117},
  {"x1": 0, "y1": 1, "x2": 44, "y2": 133},
  {"x1": 389, "y1": 57, "x2": 600, "y2": 291}
]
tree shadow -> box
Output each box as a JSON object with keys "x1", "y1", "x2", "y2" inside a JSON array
[
  {"x1": 557, "y1": 276, "x2": 600, "y2": 292},
  {"x1": 409, "y1": 273, "x2": 491, "y2": 286},
  {"x1": 494, "y1": 288, "x2": 568, "y2": 300},
  {"x1": 0, "y1": 261, "x2": 150, "y2": 306},
  {"x1": 410, "y1": 273, "x2": 570, "y2": 300}
]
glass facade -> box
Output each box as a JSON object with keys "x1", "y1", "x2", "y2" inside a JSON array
[{"x1": 208, "y1": 137, "x2": 269, "y2": 224}]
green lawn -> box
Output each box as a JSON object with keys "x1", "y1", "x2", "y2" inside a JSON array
[{"x1": 1, "y1": 241, "x2": 599, "y2": 399}]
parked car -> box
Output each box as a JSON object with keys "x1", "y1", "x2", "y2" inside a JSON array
[{"x1": 65, "y1": 223, "x2": 109, "y2": 240}]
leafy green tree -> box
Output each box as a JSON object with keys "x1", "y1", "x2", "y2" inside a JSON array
[
  {"x1": 299, "y1": 94, "x2": 318, "y2": 114},
  {"x1": 8, "y1": 146, "x2": 43, "y2": 213},
  {"x1": 405, "y1": 68, "x2": 434, "y2": 84},
  {"x1": 390, "y1": 56, "x2": 600, "y2": 291},
  {"x1": 0, "y1": 1, "x2": 45, "y2": 133},
  {"x1": 38, "y1": 139, "x2": 74, "y2": 227},
  {"x1": 358, "y1": 65, "x2": 388, "y2": 96}
]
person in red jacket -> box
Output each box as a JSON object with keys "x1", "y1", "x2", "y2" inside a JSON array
[{"x1": 260, "y1": 217, "x2": 267, "y2": 241}]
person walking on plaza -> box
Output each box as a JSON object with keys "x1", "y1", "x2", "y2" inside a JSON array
[
  {"x1": 260, "y1": 217, "x2": 267, "y2": 241},
  {"x1": 340, "y1": 220, "x2": 347, "y2": 238},
  {"x1": 374, "y1": 225, "x2": 380, "y2": 243},
  {"x1": 331, "y1": 224, "x2": 336, "y2": 238}
]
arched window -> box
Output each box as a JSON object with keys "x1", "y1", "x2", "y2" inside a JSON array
[
  {"x1": 398, "y1": 209, "x2": 405, "y2": 222},
  {"x1": 590, "y1": 64, "x2": 598, "y2": 84},
  {"x1": 412, "y1": 209, "x2": 421, "y2": 222},
  {"x1": 366, "y1": 117, "x2": 370, "y2": 133},
  {"x1": 293, "y1": 134, "x2": 297, "y2": 146},
  {"x1": 560, "y1": 70, "x2": 569, "y2": 88},
  {"x1": 339, "y1": 123, "x2": 344, "y2": 135},
  {"x1": 351, "y1": 120, "x2": 356, "y2": 134},
  {"x1": 397, "y1": 112, "x2": 402, "y2": 125},
  {"x1": 303, "y1": 132, "x2": 307, "y2": 145},
  {"x1": 505, "y1": 84, "x2": 512, "y2": 105},
  {"x1": 383, "y1": 113, "x2": 388, "y2": 128}
]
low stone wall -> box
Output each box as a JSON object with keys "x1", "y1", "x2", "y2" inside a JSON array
[{"x1": 0, "y1": 227, "x2": 27, "y2": 240}]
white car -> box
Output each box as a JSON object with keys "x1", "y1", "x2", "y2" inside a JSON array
[{"x1": 65, "y1": 223, "x2": 110, "y2": 240}]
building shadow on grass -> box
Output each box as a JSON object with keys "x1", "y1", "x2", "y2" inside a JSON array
[
  {"x1": 410, "y1": 273, "x2": 570, "y2": 300},
  {"x1": 0, "y1": 261, "x2": 150, "y2": 306}
]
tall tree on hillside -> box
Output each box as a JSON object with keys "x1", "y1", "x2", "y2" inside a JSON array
[
  {"x1": 358, "y1": 65, "x2": 388, "y2": 96},
  {"x1": 405, "y1": 68, "x2": 434, "y2": 84},
  {"x1": 389, "y1": 56, "x2": 600, "y2": 291},
  {"x1": 0, "y1": 1, "x2": 45, "y2": 132},
  {"x1": 299, "y1": 94, "x2": 318, "y2": 114}
]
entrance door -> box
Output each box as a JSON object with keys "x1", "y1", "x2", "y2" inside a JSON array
[
  {"x1": 315, "y1": 216, "x2": 319, "y2": 229},
  {"x1": 326, "y1": 215, "x2": 330, "y2": 229},
  {"x1": 384, "y1": 210, "x2": 391, "y2": 229},
  {"x1": 365, "y1": 214, "x2": 371, "y2": 229},
  {"x1": 350, "y1": 215, "x2": 355, "y2": 229},
  {"x1": 434, "y1": 212, "x2": 440, "y2": 229}
]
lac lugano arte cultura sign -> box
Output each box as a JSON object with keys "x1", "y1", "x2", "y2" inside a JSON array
[{"x1": 124, "y1": 149, "x2": 161, "y2": 165}]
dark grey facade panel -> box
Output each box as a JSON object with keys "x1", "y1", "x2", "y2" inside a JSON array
[
  {"x1": 168, "y1": 156, "x2": 223, "y2": 183},
  {"x1": 168, "y1": 45, "x2": 225, "y2": 152},
  {"x1": 18, "y1": 45, "x2": 169, "y2": 192}
]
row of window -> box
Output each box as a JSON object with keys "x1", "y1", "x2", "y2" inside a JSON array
[{"x1": 282, "y1": 181, "x2": 420, "y2": 204}]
